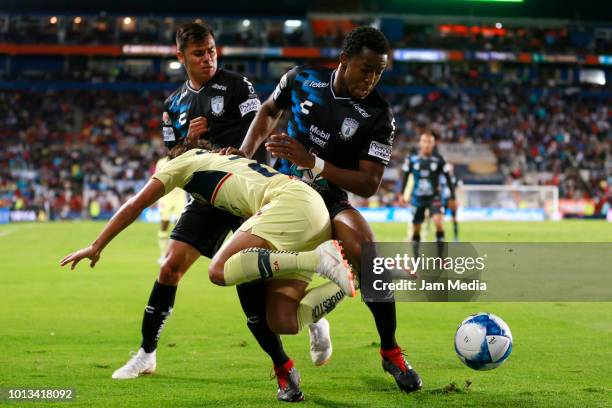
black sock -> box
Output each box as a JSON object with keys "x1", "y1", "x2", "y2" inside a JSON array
[
  {"x1": 452, "y1": 214, "x2": 459, "y2": 240},
  {"x1": 366, "y1": 301, "x2": 398, "y2": 350},
  {"x1": 237, "y1": 280, "x2": 289, "y2": 367},
  {"x1": 436, "y1": 230, "x2": 445, "y2": 258},
  {"x1": 412, "y1": 232, "x2": 421, "y2": 257},
  {"x1": 141, "y1": 281, "x2": 177, "y2": 353}
]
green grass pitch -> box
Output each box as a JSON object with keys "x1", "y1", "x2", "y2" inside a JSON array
[{"x1": 1, "y1": 220, "x2": 611, "y2": 407}]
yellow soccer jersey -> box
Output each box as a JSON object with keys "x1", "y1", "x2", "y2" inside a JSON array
[
  {"x1": 155, "y1": 156, "x2": 187, "y2": 204},
  {"x1": 152, "y1": 149, "x2": 291, "y2": 218}
]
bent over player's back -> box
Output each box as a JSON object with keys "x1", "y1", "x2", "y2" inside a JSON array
[{"x1": 153, "y1": 149, "x2": 290, "y2": 218}]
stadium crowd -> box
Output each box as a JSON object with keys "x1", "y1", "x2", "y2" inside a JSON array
[
  {"x1": 1, "y1": 75, "x2": 610, "y2": 218},
  {"x1": 0, "y1": 90, "x2": 165, "y2": 219},
  {"x1": 2, "y1": 15, "x2": 610, "y2": 54}
]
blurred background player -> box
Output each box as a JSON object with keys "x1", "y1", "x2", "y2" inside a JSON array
[
  {"x1": 439, "y1": 162, "x2": 460, "y2": 242},
  {"x1": 154, "y1": 154, "x2": 187, "y2": 264},
  {"x1": 400, "y1": 132, "x2": 456, "y2": 257}
]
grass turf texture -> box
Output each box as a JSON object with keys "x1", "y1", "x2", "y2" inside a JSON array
[{"x1": 1, "y1": 220, "x2": 611, "y2": 407}]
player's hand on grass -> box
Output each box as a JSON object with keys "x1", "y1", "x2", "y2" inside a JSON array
[
  {"x1": 266, "y1": 133, "x2": 315, "y2": 168},
  {"x1": 60, "y1": 245, "x2": 101, "y2": 270},
  {"x1": 218, "y1": 146, "x2": 247, "y2": 157},
  {"x1": 186, "y1": 116, "x2": 208, "y2": 143}
]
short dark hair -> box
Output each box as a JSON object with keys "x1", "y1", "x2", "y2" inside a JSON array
[
  {"x1": 176, "y1": 21, "x2": 215, "y2": 53},
  {"x1": 342, "y1": 26, "x2": 390, "y2": 58}
]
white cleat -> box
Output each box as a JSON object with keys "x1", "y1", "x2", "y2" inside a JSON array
[
  {"x1": 309, "y1": 318, "x2": 332, "y2": 366},
  {"x1": 111, "y1": 348, "x2": 156, "y2": 379},
  {"x1": 315, "y1": 240, "x2": 356, "y2": 297}
]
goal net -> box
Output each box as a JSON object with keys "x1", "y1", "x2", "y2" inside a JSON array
[{"x1": 458, "y1": 185, "x2": 560, "y2": 221}]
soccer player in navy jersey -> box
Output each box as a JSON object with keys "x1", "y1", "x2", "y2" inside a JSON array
[
  {"x1": 111, "y1": 21, "x2": 266, "y2": 381},
  {"x1": 400, "y1": 133, "x2": 456, "y2": 256},
  {"x1": 228, "y1": 26, "x2": 423, "y2": 398}
]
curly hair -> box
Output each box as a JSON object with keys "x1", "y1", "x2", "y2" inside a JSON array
[
  {"x1": 176, "y1": 21, "x2": 215, "y2": 53},
  {"x1": 341, "y1": 26, "x2": 390, "y2": 58},
  {"x1": 168, "y1": 138, "x2": 215, "y2": 160}
]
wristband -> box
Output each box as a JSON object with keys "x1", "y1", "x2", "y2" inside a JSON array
[{"x1": 311, "y1": 155, "x2": 325, "y2": 176}]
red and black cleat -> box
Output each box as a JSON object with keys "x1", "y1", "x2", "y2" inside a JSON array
[
  {"x1": 273, "y1": 359, "x2": 305, "y2": 402},
  {"x1": 381, "y1": 347, "x2": 423, "y2": 393}
]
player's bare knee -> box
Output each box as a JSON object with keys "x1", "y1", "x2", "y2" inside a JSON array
[
  {"x1": 158, "y1": 256, "x2": 187, "y2": 285},
  {"x1": 266, "y1": 312, "x2": 298, "y2": 335},
  {"x1": 345, "y1": 231, "x2": 374, "y2": 266},
  {"x1": 207, "y1": 262, "x2": 225, "y2": 286}
]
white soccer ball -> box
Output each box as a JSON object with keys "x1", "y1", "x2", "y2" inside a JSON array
[{"x1": 454, "y1": 312, "x2": 513, "y2": 370}]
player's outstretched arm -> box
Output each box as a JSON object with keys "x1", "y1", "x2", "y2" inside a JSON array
[
  {"x1": 59, "y1": 179, "x2": 166, "y2": 270},
  {"x1": 240, "y1": 96, "x2": 283, "y2": 158}
]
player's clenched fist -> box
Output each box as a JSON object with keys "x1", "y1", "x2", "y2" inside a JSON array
[{"x1": 186, "y1": 116, "x2": 208, "y2": 143}]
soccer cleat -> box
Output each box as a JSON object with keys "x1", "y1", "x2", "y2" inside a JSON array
[
  {"x1": 273, "y1": 360, "x2": 304, "y2": 402},
  {"x1": 314, "y1": 240, "x2": 356, "y2": 297},
  {"x1": 309, "y1": 318, "x2": 332, "y2": 366},
  {"x1": 111, "y1": 348, "x2": 156, "y2": 379},
  {"x1": 381, "y1": 347, "x2": 423, "y2": 393}
]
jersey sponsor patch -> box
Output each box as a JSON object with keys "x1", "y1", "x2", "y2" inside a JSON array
[
  {"x1": 239, "y1": 98, "x2": 261, "y2": 117},
  {"x1": 163, "y1": 126, "x2": 176, "y2": 142},
  {"x1": 162, "y1": 111, "x2": 171, "y2": 126},
  {"x1": 368, "y1": 141, "x2": 392, "y2": 162}
]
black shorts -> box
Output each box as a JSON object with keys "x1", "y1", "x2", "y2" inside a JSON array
[
  {"x1": 319, "y1": 189, "x2": 355, "y2": 219},
  {"x1": 170, "y1": 199, "x2": 243, "y2": 258},
  {"x1": 412, "y1": 201, "x2": 442, "y2": 225}
]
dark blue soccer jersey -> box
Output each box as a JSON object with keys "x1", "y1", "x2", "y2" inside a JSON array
[
  {"x1": 271, "y1": 65, "x2": 396, "y2": 201},
  {"x1": 162, "y1": 68, "x2": 260, "y2": 151},
  {"x1": 440, "y1": 169, "x2": 459, "y2": 204},
  {"x1": 401, "y1": 153, "x2": 455, "y2": 206}
]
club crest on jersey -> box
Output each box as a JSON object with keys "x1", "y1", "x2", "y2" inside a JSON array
[
  {"x1": 430, "y1": 162, "x2": 438, "y2": 171},
  {"x1": 211, "y1": 96, "x2": 225, "y2": 116},
  {"x1": 340, "y1": 117, "x2": 359, "y2": 140}
]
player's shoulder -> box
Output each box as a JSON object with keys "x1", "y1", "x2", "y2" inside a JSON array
[
  {"x1": 362, "y1": 88, "x2": 391, "y2": 112},
  {"x1": 297, "y1": 65, "x2": 331, "y2": 77},
  {"x1": 156, "y1": 156, "x2": 169, "y2": 168},
  {"x1": 215, "y1": 68, "x2": 254, "y2": 86},
  {"x1": 164, "y1": 82, "x2": 188, "y2": 106},
  {"x1": 215, "y1": 68, "x2": 243, "y2": 83},
  {"x1": 287, "y1": 65, "x2": 332, "y2": 83},
  {"x1": 432, "y1": 152, "x2": 446, "y2": 163}
]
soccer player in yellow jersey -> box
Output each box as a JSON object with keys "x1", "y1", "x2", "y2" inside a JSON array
[
  {"x1": 154, "y1": 156, "x2": 187, "y2": 264},
  {"x1": 60, "y1": 142, "x2": 355, "y2": 367}
]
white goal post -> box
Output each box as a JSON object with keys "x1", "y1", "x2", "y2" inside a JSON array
[{"x1": 458, "y1": 185, "x2": 560, "y2": 221}]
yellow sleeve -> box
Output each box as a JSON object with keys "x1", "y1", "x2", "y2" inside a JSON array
[{"x1": 152, "y1": 157, "x2": 186, "y2": 195}]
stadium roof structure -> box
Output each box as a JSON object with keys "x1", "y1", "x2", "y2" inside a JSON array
[{"x1": 2, "y1": 0, "x2": 611, "y2": 22}]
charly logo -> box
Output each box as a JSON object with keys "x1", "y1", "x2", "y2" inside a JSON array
[
  {"x1": 211, "y1": 96, "x2": 224, "y2": 116},
  {"x1": 340, "y1": 117, "x2": 359, "y2": 140}
]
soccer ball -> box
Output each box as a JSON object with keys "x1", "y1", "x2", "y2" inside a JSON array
[{"x1": 454, "y1": 312, "x2": 513, "y2": 370}]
